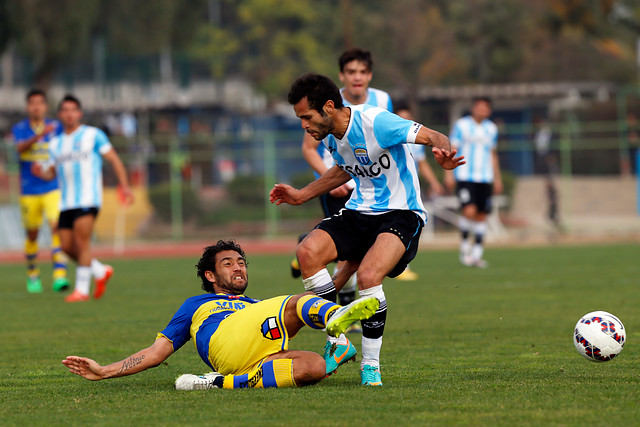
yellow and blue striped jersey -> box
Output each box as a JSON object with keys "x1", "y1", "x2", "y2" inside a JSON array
[
  {"x1": 157, "y1": 293, "x2": 259, "y2": 369},
  {"x1": 11, "y1": 118, "x2": 62, "y2": 195}
]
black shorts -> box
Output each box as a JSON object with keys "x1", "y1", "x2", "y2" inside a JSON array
[
  {"x1": 456, "y1": 181, "x2": 493, "y2": 213},
  {"x1": 58, "y1": 207, "x2": 99, "y2": 229},
  {"x1": 315, "y1": 209, "x2": 424, "y2": 278},
  {"x1": 319, "y1": 191, "x2": 352, "y2": 217}
]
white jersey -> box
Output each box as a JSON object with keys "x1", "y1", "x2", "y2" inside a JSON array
[
  {"x1": 449, "y1": 115, "x2": 498, "y2": 183},
  {"x1": 317, "y1": 87, "x2": 394, "y2": 176},
  {"x1": 47, "y1": 125, "x2": 113, "y2": 211},
  {"x1": 324, "y1": 104, "x2": 427, "y2": 222},
  {"x1": 407, "y1": 143, "x2": 426, "y2": 162}
]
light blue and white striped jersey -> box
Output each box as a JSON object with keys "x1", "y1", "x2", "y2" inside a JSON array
[
  {"x1": 325, "y1": 104, "x2": 427, "y2": 222},
  {"x1": 407, "y1": 143, "x2": 426, "y2": 162},
  {"x1": 449, "y1": 115, "x2": 498, "y2": 183},
  {"x1": 317, "y1": 87, "x2": 393, "y2": 176},
  {"x1": 47, "y1": 125, "x2": 113, "y2": 211}
]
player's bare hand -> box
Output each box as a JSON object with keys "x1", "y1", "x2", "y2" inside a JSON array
[
  {"x1": 30, "y1": 162, "x2": 43, "y2": 177},
  {"x1": 329, "y1": 183, "x2": 351, "y2": 198},
  {"x1": 119, "y1": 185, "x2": 135, "y2": 206},
  {"x1": 433, "y1": 148, "x2": 465, "y2": 170},
  {"x1": 270, "y1": 183, "x2": 304, "y2": 205},
  {"x1": 62, "y1": 356, "x2": 105, "y2": 381},
  {"x1": 42, "y1": 123, "x2": 57, "y2": 136}
]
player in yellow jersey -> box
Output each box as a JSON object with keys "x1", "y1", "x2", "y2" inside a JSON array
[
  {"x1": 62, "y1": 240, "x2": 379, "y2": 389},
  {"x1": 11, "y1": 89, "x2": 68, "y2": 293}
]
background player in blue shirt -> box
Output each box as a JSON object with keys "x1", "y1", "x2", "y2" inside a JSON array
[
  {"x1": 270, "y1": 73, "x2": 464, "y2": 386},
  {"x1": 62, "y1": 240, "x2": 378, "y2": 390},
  {"x1": 11, "y1": 89, "x2": 68, "y2": 294}
]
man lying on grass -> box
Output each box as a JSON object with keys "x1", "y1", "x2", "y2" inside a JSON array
[{"x1": 62, "y1": 240, "x2": 378, "y2": 390}]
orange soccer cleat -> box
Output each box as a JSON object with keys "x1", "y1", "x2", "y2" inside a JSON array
[
  {"x1": 93, "y1": 265, "x2": 114, "y2": 300},
  {"x1": 65, "y1": 290, "x2": 90, "y2": 303}
]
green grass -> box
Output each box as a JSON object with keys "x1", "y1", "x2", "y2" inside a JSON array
[{"x1": 1, "y1": 243, "x2": 640, "y2": 426}]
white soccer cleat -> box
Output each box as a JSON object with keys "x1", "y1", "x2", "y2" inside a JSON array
[{"x1": 175, "y1": 372, "x2": 223, "y2": 390}]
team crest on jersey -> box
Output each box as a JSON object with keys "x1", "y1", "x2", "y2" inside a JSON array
[
  {"x1": 261, "y1": 317, "x2": 281, "y2": 340},
  {"x1": 354, "y1": 147, "x2": 371, "y2": 165}
]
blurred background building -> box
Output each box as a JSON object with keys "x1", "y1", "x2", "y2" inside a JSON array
[{"x1": 1, "y1": 0, "x2": 640, "y2": 250}]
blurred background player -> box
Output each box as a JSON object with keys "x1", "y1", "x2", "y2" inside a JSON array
[
  {"x1": 11, "y1": 89, "x2": 68, "y2": 294},
  {"x1": 271, "y1": 73, "x2": 464, "y2": 386},
  {"x1": 394, "y1": 101, "x2": 445, "y2": 280},
  {"x1": 62, "y1": 240, "x2": 378, "y2": 390},
  {"x1": 444, "y1": 97, "x2": 503, "y2": 268},
  {"x1": 32, "y1": 95, "x2": 134, "y2": 302}
]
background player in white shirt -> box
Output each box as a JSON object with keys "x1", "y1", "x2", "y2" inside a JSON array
[
  {"x1": 271, "y1": 73, "x2": 464, "y2": 386},
  {"x1": 444, "y1": 97, "x2": 503, "y2": 268},
  {"x1": 33, "y1": 95, "x2": 134, "y2": 302}
]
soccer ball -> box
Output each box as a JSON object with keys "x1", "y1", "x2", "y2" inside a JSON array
[{"x1": 573, "y1": 311, "x2": 625, "y2": 362}]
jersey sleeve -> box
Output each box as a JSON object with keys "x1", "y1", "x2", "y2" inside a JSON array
[
  {"x1": 156, "y1": 300, "x2": 195, "y2": 352},
  {"x1": 11, "y1": 123, "x2": 24, "y2": 144},
  {"x1": 386, "y1": 96, "x2": 393, "y2": 113},
  {"x1": 372, "y1": 110, "x2": 422, "y2": 149},
  {"x1": 94, "y1": 128, "x2": 113, "y2": 155}
]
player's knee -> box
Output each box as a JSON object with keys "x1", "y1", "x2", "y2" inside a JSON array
[
  {"x1": 293, "y1": 353, "x2": 325, "y2": 386},
  {"x1": 295, "y1": 240, "x2": 317, "y2": 266},
  {"x1": 26, "y1": 229, "x2": 39, "y2": 242}
]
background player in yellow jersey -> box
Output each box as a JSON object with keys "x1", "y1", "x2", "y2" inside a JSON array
[
  {"x1": 62, "y1": 240, "x2": 379, "y2": 390},
  {"x1": 11, "y1": 89, "x2": 68, "y2": 293}
]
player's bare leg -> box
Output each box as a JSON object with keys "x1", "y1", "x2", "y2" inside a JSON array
[{"x1": 354, "y1": 232, "x2": 406, "y2": 386}]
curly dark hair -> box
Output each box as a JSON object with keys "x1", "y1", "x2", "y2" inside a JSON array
[
  {"x1": 195, "y1": 240, "x2": 247, "y2": 293},
  {"x1": 338, "y1": 48, "x2": 373, "y2": 72},
  {"x1": 288, "y1": 72, "x2": 344, "y2": 113}
]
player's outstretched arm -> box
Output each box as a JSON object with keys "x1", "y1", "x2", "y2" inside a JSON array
[
  {"x1": 62, "y1": 337, "x2": 174, "y2": 381},
  {"x1": 270, "y1": 165, "x2": 351, "y2": 205},
  {"x1": 103, "y1": 148, "x2": 135, "y2": 205}
]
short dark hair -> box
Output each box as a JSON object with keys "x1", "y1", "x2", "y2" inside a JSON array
[
  {"x1": 472, "y1": 96, "x2": 492, "y2": 107},
  {"x1": 26, "y1": 88, "x2": 47, "y2": 102},
  {"x1": 288, "y1": 73, "x2": 344, "y2": 113},
  {"x1": 195, "y1": 240, "x2": 247, "y2": 293},
  {"x1": 339, "y1": 48, "x2": 373, "y2": 72},
  {"x1": 58, "y1": 94, "x2": 82, "y2": 111},
  {"x1": 393, "y1": 99, "x2": 411, "y2": 114}
]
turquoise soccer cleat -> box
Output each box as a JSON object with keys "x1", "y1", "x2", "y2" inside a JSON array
[
  {"x1": 360, "y1": 364, "x2": 383, "y2": 386},
  {"x1": 323, "y1": 339, "x2": 357, "y2": 376}
]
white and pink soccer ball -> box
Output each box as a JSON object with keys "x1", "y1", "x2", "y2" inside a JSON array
[{"x1": 574, "y1": 311, "x2": 625, "y2": 362}]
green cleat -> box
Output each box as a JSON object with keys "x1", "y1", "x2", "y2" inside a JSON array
[
  {"x1": 26, "y1": 276, "x2": 43, "y2": 294},
  {"x1": 326, "y1": 296, "x2": 379, "y2": 338},
  {"x1": 52, "y1": 277, "x2": 70, "y2": 292},
  {"x1": 323, "y1": 339, "x2": 357, "y2": 376},
  {"x1": 360, "y1": 364, "x2": 383, "y2": 386}
]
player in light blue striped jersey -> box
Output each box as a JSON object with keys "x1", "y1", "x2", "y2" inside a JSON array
[
  {"x1": 444, "y1": 97, "x2": 503, "y2": 268},
  {"x1": 32, "y1": 95, "x2": 134, "y2": 302},
  {"x1": 271, "y1": 73, "x2": 464, "y2": 386}
]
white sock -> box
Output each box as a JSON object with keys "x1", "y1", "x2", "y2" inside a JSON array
[
  {"x1": 302, "y1": 268, "x2": 333, "y2": 294},
  {"x1": 473, "y1": 220, "x2": 488, "y2": 238},
  {"x1": 472, "y1": 243, "x2": 484, "y2": 261},
  {"x1": 326, "y1": 333, "x2": 348, "y2": 345},
  {"x1": 75, "y1": 266, "x2": 92, "y2": 295},
  {"x1": 459, "y1": 216, "x2": 471, "y2": 233},
  {"x1": 342, "y1": 272, "x2": 358, "y2": 293},
  {"x1": 91, "y1": 258, "x2": 107, "y2": 279},
  {"x1": 361, "y1": 336, "x2": 382, "y2": 367}
]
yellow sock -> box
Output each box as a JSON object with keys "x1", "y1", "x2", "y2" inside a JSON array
[
  {"x1": 296, "y1": 294, "x2": 340, "y2": 329},
  {"x1": 51, "y1": 234, "x2": 67, "y2": 279},
  {"x1": 25, "y1": 239, "x2": 39, "y2": 277},
  {"x1": 222, "y1": 359, "x2": 296, "y2": 389}
]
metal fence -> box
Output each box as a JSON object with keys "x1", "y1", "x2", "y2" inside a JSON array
[{"x1": 1, "y1": 116, "x2": 638, "y2": 244}]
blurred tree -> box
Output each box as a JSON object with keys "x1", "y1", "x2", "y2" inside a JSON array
[{"x1": 6, "y1": 0, "x2": 101, "y2": 89}]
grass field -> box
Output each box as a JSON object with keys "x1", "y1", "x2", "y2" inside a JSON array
[{"x1": 1, "y1": 243, "x2": 639, "y2": 426}]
